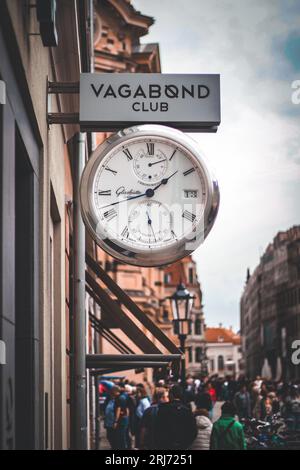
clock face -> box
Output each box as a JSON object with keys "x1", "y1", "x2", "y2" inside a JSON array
[{"x1": 80, "y1": 125, "x2": 219, "y2": 267}]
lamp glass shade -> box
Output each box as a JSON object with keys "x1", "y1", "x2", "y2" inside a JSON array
[{"x1": 170, "y1": 284, "x2": 195, "y2": 322}]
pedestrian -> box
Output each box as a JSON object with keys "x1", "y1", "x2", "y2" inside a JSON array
[
  {"x1": 282, "y1": 386, "x2": 300, "y2": 431},
  {"x1": 153, "y1": 384, "x2": 198, "y2": 450},
  {"x1": 234, "y1": 384, "x2": 251, "y2": 419},
  {"x1": 251, "y1": 387, "x2": 262, "y2": 420},
  {"x1": 194, "y1": 385, "x2": 213, "y2": 416},
  {"x1": 135, "y1": 385, "x2": 151, "y2": 448},
  {"x1": 260, "y1": 395, "x2": 273, "y2": 420},
  {"x1": 104, "y1": 386, "x2": 119, "y2": 449},
  {"x1": 123, "y1": 384, "x2": 136, "y2": 449},
  {"x1": 190, "y1": 408, "x2": 212, "y2": 450},
  {"x1": 210, "y1": 401, "x2": 246, "y2": 450},
  {"x1": 104, "y1": 385, "x2": 129, "y2": 450},
  {"x1": 268, "y1": 391, "x2": 280, "y2": 415},
  {"x1": 139, "y1": 387, "x2": 169, "y2": 449},
  {"x1": 200, "y1": 383, "x2": 215, "y2": 420},
  {"x1": 207, "y1": 381, "x2": 217, "y2": 404}
]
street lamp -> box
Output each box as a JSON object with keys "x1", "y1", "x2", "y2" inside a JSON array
[{"x1": 167, "y1": 283, "x2": 195, "y2": 389}]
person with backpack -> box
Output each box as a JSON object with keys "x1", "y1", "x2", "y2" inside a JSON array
[
  {"x1": 104, "y1": 385, "x2": 130, "y2": 450},
  {"x1": 210, "y1": 401, "x2": 246, "y2": 450},
  {"x1": 139, "y1": 387, "x2": 169, "y2": 449},
  {"x1": 153, "y1": 384, "x2": 198, "y2": 450}
]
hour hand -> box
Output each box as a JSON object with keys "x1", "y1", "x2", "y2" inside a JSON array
[{"x1": 146, "y1": 211, "x2": 156, "y2": 242}]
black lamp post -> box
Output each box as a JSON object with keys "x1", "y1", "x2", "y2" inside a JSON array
[{"x1": 167, "y1": 283, "x2": 195, "y2": 389}]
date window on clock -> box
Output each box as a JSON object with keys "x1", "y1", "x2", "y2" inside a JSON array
[{"x1": 183, "y1": 189, "x2": 198, "y2": 198}]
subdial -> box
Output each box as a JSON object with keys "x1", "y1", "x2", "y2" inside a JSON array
[
  {"x1": 133, "y1": 147, "x2": 168, "y2": 184},
  {"x1": 128, "y1": 200, "x2": 172, "y2": 245}
]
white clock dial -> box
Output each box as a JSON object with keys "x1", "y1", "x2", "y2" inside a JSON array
[
  {"x1": 128, "y1": 200, "x2": 172, "y2": 245},
  {"x1": 80, "y1": 125, "x2": 220, "y2": 267},
  {"x1": 133, "y1": 144, "x2": 168, "y2": 184}
]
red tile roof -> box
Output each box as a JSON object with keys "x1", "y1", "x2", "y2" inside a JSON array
[{"x1": 205, "y1": 327, "x2": 241, "y2": 345}]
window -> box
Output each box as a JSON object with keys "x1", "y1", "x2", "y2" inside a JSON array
[
  {"x1": 162, "y1": 310, "x2": 169, "y2": 321},
  {"x1": 188, "y1": 267, "x2": 194, "y2": 284},
  {"x1": 188, "y1": 347, "x2": 193, "y2": 363},
  {"x1": 210, "y1": 359, "x2": 215, "y2": 372},
  {"x1": 195, "y1": 347, "x2": 202, "y2": 363},
  {"x1": 195, "y1": 319, "x2": 202, "y2": 335},
  {"x1": 164, "y1": 273, "x2": 171, "y2": 284},
  {"x1": 218, "y1": 355, "x2": 224, "y2": 371}
]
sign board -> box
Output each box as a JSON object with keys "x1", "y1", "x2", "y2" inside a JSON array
[{"x1": 80, "y1": 73, "x2": 220, "y2": 132}]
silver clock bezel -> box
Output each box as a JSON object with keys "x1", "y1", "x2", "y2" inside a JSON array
[{"x1": 80, "y1": 124, "x2": 220, "y2": 267}]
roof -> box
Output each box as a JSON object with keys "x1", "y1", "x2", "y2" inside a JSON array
[
  {"x1": 107, "y1": 0, "x2": 154, "y2": 33},
  {"x1": 205, "y1": 327, "x2": 241, "y2": 345}
]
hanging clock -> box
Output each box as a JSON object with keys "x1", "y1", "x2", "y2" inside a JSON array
[{"x1": 80, "y1": 124, "x2": 220, "y2": 267}]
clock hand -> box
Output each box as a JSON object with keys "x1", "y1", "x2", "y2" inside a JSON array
[
  {"x1": 100, "y1": 191, "x2": 149, "y2": 209},
  {"x1": 148, "y1": 159, "x2": 167, "y2": 167},
  {"x1": 100, "y1": 170, "x2": 178, "y2": 210},
  {"x1": 146, "y1": 210, "x2": 156, "y2": 243},
  {"x1": 153, "y1": 170, "x2": 178, "y2": 191}
]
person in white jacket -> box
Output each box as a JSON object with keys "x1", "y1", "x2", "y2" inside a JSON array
[{"x1": 190, "y1": 408, "x2": 213, "y2": 450}]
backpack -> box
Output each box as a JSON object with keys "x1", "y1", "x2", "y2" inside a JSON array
[{"x1": 155, "y1": 402, "x2": 198, "y2": 449}]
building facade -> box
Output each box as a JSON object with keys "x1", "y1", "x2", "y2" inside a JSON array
[
  {"x1": 0, "y1": 0, "x2": 171, "y2": 450},
  {"x1": 204, "y1": 326, "x2": 242, "y2": 378},
  {"x1": 0, "y1": 0, "x2": 207, "y2": 450},
  {"x1": 240, "y1": 226, "x2": 300, "y2": 381}
]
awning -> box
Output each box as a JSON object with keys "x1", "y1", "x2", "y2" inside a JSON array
[
  {"x1": 86, "y1": 354, "x2": 181, "y2": 375},
  {"x1": 86, "y1": 252, "x2": 181, "y2": 355},
  {"x1": 86, "y1": 269, "x2": 161, "y2": 354},
  {"x1": 88, "y1": 310, "x2": 134, "y2": 354}
]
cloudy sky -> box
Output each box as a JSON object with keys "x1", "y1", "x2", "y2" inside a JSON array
[{"x1": 134, "y1": 0, "x2": 300, "y2": 330}]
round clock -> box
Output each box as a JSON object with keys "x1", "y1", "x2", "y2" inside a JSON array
[{"x1": 80, "y1": 124, "x2": 220, "y2": 267}]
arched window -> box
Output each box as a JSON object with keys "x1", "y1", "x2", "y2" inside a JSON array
[
  {"x1": 195, "y1": 319, "x2": 202, "y2": 335},
  {"x1": 218, "y1": 355, "x2": 224, "y2": 371},
  {"x1": 195, "y1": 347, "x2": 202, "y2": 363}
]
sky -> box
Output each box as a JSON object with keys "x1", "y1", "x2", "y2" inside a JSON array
[{"x1": 133, "y1": 0, "x2": 300, "y2": 330}]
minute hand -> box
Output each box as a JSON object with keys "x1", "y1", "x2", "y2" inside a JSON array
[
  {"x1": 100, "y1": 191, "x2": 147, "y2": 209},
  {"x1": 153, "y1": 170, "x2": 178, "y2": 191}
]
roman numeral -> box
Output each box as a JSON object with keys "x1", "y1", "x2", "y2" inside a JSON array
[
  {"x1": 183, "y1": 167, "x2": 195, "y2": 176},
  {"x1": 123, "y1": 148, "x2": 133, "y2": 161},
  {"x1": 103, "y1": 208, "x2": 117, "y2": 221},
  {"x1": 169, "y1": 149, "x2": 177, "y2": 161},
  {"x1": 182, "y1": 210, "x2": 196, "y2": 222},
  {"x1": 171, "y1": 230, "x2": 177, "y2": 239},
  {"x1": 97, "y1": 190, "x2": 111, "y2": 196},
  {"x1": 105, "y1": 167, "x2": 117, "y2": 175},
  {"x1": 147, "y1": 143, "x2": 154, "y2": 155},
  {"x1": 121, "y1": 226, "x2": 129, "y2": 238}
]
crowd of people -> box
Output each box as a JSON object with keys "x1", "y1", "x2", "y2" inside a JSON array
[{"x1": 102, "y1": 375, "x2": 300, "y2": 450}]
